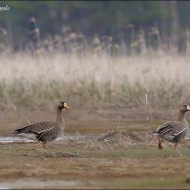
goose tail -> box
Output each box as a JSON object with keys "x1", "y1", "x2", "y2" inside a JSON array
[{"x1": 12, "y1": 128, "x2": 23, "y2": 135}]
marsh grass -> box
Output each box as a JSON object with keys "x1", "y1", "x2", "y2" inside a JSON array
[
  {"x1": 0, "y1": 51, "x2": 190, "y2": 109},
  {"x1": 100, "y1": 177, "x2": 190, "y2": 189},
  {"x1": 0, "y1": 78, "x2": 186, "y2": 110},
  {"x1": 1, "y1": 131, "x2": 190, "y2": 189},
  {"x1": 38, "y1": 129, "x2": 190, "y2": 159},
  {"x1": 1, "y1": 22, "x2": 190, "y2": 110},
  {"x1": 2, "y1": 130, "x2": 190, "y2": 159}
]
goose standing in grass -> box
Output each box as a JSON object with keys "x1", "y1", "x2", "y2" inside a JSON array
[
  {"x1": 153, "y1": 105, "x2": 190, "y2": 150},
  {"x1": 13, "y1": 101, "x2": 70, "y2": 149}
]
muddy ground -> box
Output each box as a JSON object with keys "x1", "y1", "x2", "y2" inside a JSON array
[{"x1": 0, "y1": 105, "x2": 190, "y2": 189}]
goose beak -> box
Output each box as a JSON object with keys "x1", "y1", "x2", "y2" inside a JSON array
[{"x1": 64, "y1": 103, "x2": 70, "y2": 109}]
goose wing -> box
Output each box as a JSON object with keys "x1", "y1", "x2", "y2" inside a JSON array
[
  {"x1": 14, "y1": 121, "x2": 56, "y2": 135},
  {"x1": 154, "y1": 121, "x2": 187, "y2": 137}
]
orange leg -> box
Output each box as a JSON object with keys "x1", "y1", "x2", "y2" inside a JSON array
[
  {"x1": 42, "y1": 143, "x2": 47, "y2": 150},
  {"x1": 157, "y1": 136, "x2": 163, "y2": 150},
  {"x1": 173, "y1": 143, "x2": 177, "y2": 150}
]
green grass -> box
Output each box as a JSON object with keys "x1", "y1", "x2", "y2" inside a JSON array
[
  {"x1": 1, "y1": 141, "x2": 190, "y2": 189},
  {"x1": 75, "y1": 147, "x2": 190, "y2": 159},
  {"x1": 0, "y1": 78, "x2": 186, "y2": 109},
  {"x1": 2, "y1": 141, "x2": 190, "y2": 159},
  {"x1": 100, "y1": 177, "x2": 190, "y2": 189}
]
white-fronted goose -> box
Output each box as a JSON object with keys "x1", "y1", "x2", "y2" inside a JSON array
[
  {"x1": 13, "y1": 101, "x2": 70, "y2": 149},
  {"x1": 153, "y1": 105, "x2": 190, "y2": 149}
]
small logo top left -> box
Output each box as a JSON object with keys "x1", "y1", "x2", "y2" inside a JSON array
[{"x1": 0, "y1": 5, "x2": 10, "y2": 11}]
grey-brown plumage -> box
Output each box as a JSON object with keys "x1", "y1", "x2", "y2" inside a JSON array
[
  {"x1": 153, "y1": 105, "x2": 190, "y2": 149},
  {"x1": 13, "y1": 101, "x2": 70, "y2": 149}
]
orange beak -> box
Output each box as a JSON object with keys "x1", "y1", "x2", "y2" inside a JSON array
[{"x1": 64, "y1": 103, "x2": 70, "y2": 109}]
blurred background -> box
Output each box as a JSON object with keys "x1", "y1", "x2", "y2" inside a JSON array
[
  {"x1": 0, "y1": 1, "x2": 190, "y2": 54},
  {"x1": 0, "y1": 1, "x2": 190, "y2": 110}
]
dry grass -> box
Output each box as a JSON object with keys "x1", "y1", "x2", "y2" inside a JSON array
[
  {"x1": 0, "y1": 50, "x2": 190, "y2": 109},
  {"x1": 0, "y1": 21, "x2": 190, "y2": 109}
]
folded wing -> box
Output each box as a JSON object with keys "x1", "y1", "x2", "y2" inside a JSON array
[
  {"x1": 155, "y1": 121, "x2": 187, "y2": 137},
  {"x1": 14, "y1": 121, "x2": 56, "y2": 135}
]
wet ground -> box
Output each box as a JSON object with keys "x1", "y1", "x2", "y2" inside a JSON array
[{"x1": 0, "y1": 106, "x2": 190, "y2": 189}]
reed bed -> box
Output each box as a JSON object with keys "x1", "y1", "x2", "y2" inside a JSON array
[{"x1": 0, "y1": 47, "x2": 190, "y2": 109}]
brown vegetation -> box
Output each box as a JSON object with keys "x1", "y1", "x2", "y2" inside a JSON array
[{"x1": 0, "y1": 107, "x2": 190, "y2": 188}]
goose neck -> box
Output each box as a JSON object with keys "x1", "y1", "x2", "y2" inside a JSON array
[
  {"x1": 184, "y1": 128, "x2": 190, "y2": 140},
  {"x1": 179, "y1": 111, "x2": 188, "y2": 127},
  {"x1": 56, "y1": 108, "x2": 64, "y2": 126}
]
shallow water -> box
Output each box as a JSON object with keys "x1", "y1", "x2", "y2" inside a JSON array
[
  {"x1": 0, "y1": 135, "x2": 87, "y2": 144},
  {"x1": 0, "y1": 179, "x2": 80, "y2": 189},
  {"x1": 0, "y1": 136, "x2": 34, "y2": 143}
]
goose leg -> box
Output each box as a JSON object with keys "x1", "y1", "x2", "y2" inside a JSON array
[
  {"x1": 157, "y1": 136, "x2": 163, "y2": 150},
  {"x1": 173, "y1": 143, "x2": 177, "y2": 150},
  {"x1": 42, "y1": 143, "x2": 47, "y2": 150}
]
